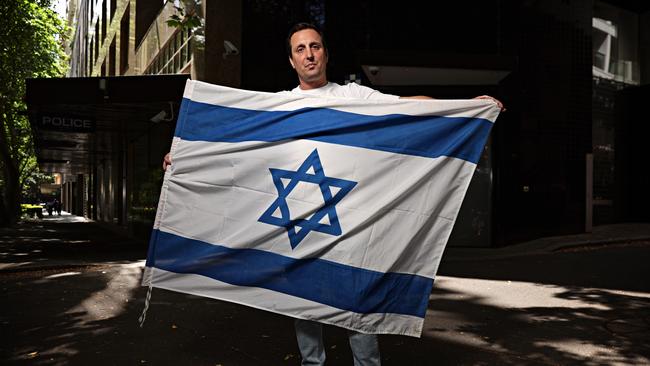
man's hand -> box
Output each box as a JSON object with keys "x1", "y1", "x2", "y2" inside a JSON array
[
  {"x1": 474, "y1": 95, "x2": 506, "y2": 112},
  {"x1": 163, "y1": 153, "x2": 172, "y2": 171}
]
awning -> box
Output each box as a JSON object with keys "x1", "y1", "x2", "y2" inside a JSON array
[
  {"x1": 25, "y1": 75, "x2": 190, "y2": 175},
  {"x1": 357, "y1": 51, "x2": 513, "y2": 86}
]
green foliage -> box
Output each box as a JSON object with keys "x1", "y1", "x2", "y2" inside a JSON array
[
  {"x1": 21, "y1": 203, "x2": 43, "y2": 219},
  {"x1": 22, "y1": 164, "x2": 54, "y2": 202},
  {"x1": 129, "y1": 168, "x2": 163, "y2": 223},
  {"x1": 165, "y1": 0, "x2": 203, "y2": 31},
  {"x1": 21, "y1": 203, "x2": 42, "y2": 210},
  {"x1": 0, "y1": 0, "x2": 68, "y2": 225}
]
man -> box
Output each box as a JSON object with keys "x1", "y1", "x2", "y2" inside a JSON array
[
  {"x1": 281, "y1": 23, "x2": 505, "y2": 105},
  {"x1": 53, "y1": 199, "x2": 61, "y2": 215},
  {"x1": 163, "y1": 22, "x2": 504, "y2": 366}
]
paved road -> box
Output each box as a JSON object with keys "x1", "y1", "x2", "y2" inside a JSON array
[{"x1": 1, "y1": 215, "x2": 649, "y2": 365}]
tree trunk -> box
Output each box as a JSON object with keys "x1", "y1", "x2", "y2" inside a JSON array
[{"x1": 0, "y1": 114, "x2": 21, "y2": 226}]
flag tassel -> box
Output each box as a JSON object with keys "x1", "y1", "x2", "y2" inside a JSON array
[{"x1": 139, "y1": 284, "x2": 153, "y2": 328}]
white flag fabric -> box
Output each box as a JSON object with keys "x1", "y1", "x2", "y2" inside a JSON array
[{"x1": 143, "y1": 80, "x2": 500, "y2": 337}]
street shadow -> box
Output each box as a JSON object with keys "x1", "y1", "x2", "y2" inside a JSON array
[
  {"x1": 1, "y1": 265, "x2": 304, "y2": 366},
  {"x1": 2, "y1": 219, "x2": 649, "y2": 365},
  {"x1": 5, "y1": 265, "x2": 649, "y2": 365},
  {"x1": 438, "y1": 243, "x2": 650, "y2": 293},
  {"x1": 379, "y1": 284, "x2": 650, "y2": 365},
  {"x1": 382, "y1": 244, "x2": 650, "y2": 365},
  {"x1": 0, "y1": 220, "x2": 146, "y2": 267}
]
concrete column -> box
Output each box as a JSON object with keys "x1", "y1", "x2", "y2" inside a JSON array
[
  {"x1": 585, "y1": 153, "x2": 593, "y2": 233},
  {"x1": 62, "y1": 182, "x2": 68, "y2": 212},
  {"x1": 203, "y1": 0, "x2": 242, "y2": 86},
  {"x1": 68, "y1": 182, "x2": 73, "y2": 213},
  {"x1": 76, "y1": 174, "x2": 84, "y2": 216},
  {"x1": 641, "y1": 11, "x2": 650, "y2": 85},
  {"x1": 92, "y1": 157, "x2": 98, "y2": 220},
  {"x1": 119, "y1": 130, "x2": 127, "y2": 225}
]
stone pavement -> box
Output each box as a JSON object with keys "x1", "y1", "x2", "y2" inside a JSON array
[{"x1": 1, "y1": 213, "x2": 649, "y2": 365}]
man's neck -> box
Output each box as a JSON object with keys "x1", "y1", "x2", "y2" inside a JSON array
[{"x1": 298, "y1": 79, "x2": 328, "y2": 90}]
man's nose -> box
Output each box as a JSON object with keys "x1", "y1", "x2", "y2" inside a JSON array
[{"x1": 306, "y1": 49, "x2": 314, "y2": 59}]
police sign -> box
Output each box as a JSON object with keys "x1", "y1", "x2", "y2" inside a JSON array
[{"x1": 38, "y1": 115, "x2": 95, "y2": 132}]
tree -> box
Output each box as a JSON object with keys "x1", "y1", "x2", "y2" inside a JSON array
[{"x1": 0, "y1": 0, "x2": 67, "y2": 226}]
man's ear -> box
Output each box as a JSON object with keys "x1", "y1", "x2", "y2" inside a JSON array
[{"x1": 289, "y1": 57, "x2": 296, "y2": 69}]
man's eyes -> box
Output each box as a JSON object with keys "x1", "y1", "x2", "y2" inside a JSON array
[{"x1": 295, "y1": 45, "x2": 321, "y2": 53}]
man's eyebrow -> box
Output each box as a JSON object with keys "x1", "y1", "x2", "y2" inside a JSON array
[{"x1": 293, "y1": 40, "x2": 321, "y2": 50}]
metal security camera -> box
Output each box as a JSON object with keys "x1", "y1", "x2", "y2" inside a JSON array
[
  {"x1": 150, "y1": 103, "x2": 175, "y2": 123},
  {"x1": 223, "y1": 40, "x2": 239, "y2": 58},
  {"x1": 150, "y1": 110, "x2": 167, "y2": 123}
]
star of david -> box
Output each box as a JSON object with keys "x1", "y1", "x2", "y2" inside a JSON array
[{"x1": 258, "y1": 149, "x2": 357, "y2": 249}]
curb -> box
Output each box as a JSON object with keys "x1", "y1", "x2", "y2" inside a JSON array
[
  {"x1": 0, "y1": 260, "x2": 144, "y2": 275},
  {"x1": 443, "y1": 236, "x2": 650, "y2": 262}
]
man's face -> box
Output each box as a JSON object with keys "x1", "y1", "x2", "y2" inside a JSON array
[{"x1": 289, "y1": 29, "x2": 328, "y2": 86}]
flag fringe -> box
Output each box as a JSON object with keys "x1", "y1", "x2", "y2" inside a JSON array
[{"x1": 138, "y1": 284, "x2": 153, "y2": 328}]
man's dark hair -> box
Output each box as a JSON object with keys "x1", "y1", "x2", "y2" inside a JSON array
[{"x1": 286, "y1": 22, "x2": 328, "y2": 58}]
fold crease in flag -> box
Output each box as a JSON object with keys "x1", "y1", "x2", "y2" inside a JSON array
[{"x1": 143, "y1": 80, "x2": 500, "y2": 337}]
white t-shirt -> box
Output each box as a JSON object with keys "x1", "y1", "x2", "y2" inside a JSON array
[{"x1": 281, "y1": 82, "x2": 399, "y2": 101}]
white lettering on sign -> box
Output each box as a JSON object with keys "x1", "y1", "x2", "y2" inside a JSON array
[{"x1": 41, "y1": 116, "x2": 93, "y2": 130}]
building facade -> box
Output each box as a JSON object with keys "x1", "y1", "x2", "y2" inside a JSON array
[{"x1": 27, "y1": 0, "x2": 650, "y2": 246}]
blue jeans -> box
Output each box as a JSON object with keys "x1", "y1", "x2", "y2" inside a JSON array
[{"x1": 294, "y1": 319, "x2": 381, "y2": 366}]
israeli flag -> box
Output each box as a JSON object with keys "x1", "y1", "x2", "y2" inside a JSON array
[{"x1": 143, "y1": 80, "x2": 500, "y2": 337}]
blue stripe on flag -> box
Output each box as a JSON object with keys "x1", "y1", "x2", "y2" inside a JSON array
[
  {"x1": 174, "y1": 99, "x2": 493, "y2": 164},
  {"x1": 149, "y1": 229, "x2": 433, "y2": 317}
]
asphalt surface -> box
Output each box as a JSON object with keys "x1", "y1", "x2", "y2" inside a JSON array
[{"x1": 1, "y1": 213, "x2": 649, "y2": 365}]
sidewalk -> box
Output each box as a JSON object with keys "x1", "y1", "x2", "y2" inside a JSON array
[
  {"x1": 0, "y1": 211, "x2": 145, "y2": 273},
  {"x1": 4, "y1": 212, "x2": 648, "y2": 271},
  {"x1": 1, "y1": 215, "x2": 649, "y2": 365},
  {"x1": 444, "y1": 222, "x2": 650, "y2": 261}
]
